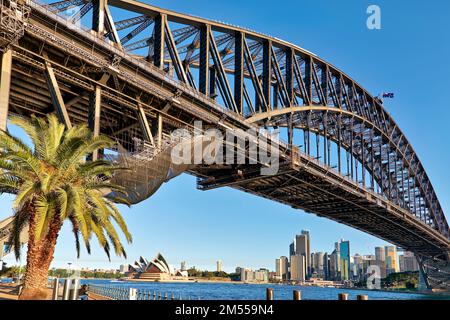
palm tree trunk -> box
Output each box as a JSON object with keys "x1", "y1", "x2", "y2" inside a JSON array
[{"x1": 19, "y1": 211, "x2": 62, "y2": 300}]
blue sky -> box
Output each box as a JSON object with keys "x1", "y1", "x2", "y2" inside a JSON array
[{"x1": 2, "y1": 0, "x2": 450, "y2": 273}]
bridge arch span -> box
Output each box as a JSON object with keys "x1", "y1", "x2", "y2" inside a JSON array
[{"x1": 101, "y1": 0, "x2": 449, "y2": 240}]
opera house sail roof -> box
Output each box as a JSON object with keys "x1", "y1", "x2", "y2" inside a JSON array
[{"x1": 128, "y1": 253, "x2": 172, "y2": 278}]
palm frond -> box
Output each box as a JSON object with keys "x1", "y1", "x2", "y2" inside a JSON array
[
  {"x1": 33, "y1": 195, "x2": 50, "y2": 241},
  {"x1": 2, "y1": 113, "x2": 133, "y2": 264},
  {"x1": 7, "y1": 208, "x2": 29, "y2": 260}
]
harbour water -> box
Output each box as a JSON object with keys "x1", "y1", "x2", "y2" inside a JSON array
[{"x1": 80, "y1": 279, "x2": 450, "y2": 300}]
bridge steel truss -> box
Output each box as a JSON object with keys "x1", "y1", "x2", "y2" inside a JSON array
[{"x1": 0, "y1": 0, "x2": 449, "y2": 289}]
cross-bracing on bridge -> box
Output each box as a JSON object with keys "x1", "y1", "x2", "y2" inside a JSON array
[{"x1": 0, "y1": 0, "x2": 448, "y2": 290}]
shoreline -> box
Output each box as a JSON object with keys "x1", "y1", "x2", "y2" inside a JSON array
[
  {"x1": 122, "y1": 278, "x2": 237, "y2": 284},
  {"x1": 86, "y1": 278, "x2": 449, "y2": 296}
]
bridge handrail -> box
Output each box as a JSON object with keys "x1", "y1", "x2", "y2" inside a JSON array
[{"x1": 88, "y1": 283, "x2": 188, "y2": 300}]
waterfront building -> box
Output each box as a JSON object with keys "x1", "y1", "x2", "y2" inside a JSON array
[
  {"x1": 290, "y1": 254, "x2": 306, "y2": 282},
  {"x1": 216, "y1": 260, "x2": 223, "y2": 272},
  {"x1": 175, "y1": 270, "x2": 188, "y2": 277},
  {"x1": 289, "y1": 241, "x2": 296, "y2": 257},
  {"x1": 127, "y1": 253, "x2": 177, "y2": 281},
  {"x1": 385, "y1": 246, "x2": 399, "y2": 275},
  {"x1": 362, "y1": 255, "x2": 386, "y2": 279},
  {"x1": 240, "y1": 268, "x2": 268, "y2": 283},
  {"x1": 399, "y1": 251, "x2": 419, "y2": 272},
  {"x1": 119, "y1": 264, "x2": 129, "y2": 273},
  {"x1": 301, "y1": 230, "x2": 311, "y2": 275},
  {"x1": 294, "y1": 232, "x2": 310, "y2": 277},
  {"x1": 268, "y1": 271, "x2": 277, "y2": 281},
  {"x1": 181, "y1": 261, "x2": 187, "y2": 271},
  {"x1": 304, "y1": 278, "x2": 343, "y2": 287},
  {"x1": 275, "y1": 258, "x2": 281, "y2": 280},
  {"x1": 254, "y1": 269, "x2": 269, "y2": 282},
  {"x1": 329, "y1": 249, "x2": 341, "y2": 280},
  {"x1": 349, "y1": 256, "x2": 355, "y2": 280},
  {"x1": 376, "y1": 259, "x2": 387, "y2": 278},
  {"x1": 352, "y1": 254, "x2": 364, "y2": 281},
  {"x1": 375, "y1": 247, "x2": 385, "y2": 262},
  {"x1": 339, "y1": 240, "x2": 351, "y2": 281},
  {"x1": 312, "y1": 252, "x2": 325, "y2": 277},
  {"x1": 323, "y1": 253, "x2": 330, "y2": 280},
  {"x1": 275, "y1": 256, "x2": 289, "y2": 281},
  {"x1": 288, "y1": 240, "x2": 295, "y2": 279},
  {"x1": 240, "y1": 268, "x2": 253, "y2": 282}
]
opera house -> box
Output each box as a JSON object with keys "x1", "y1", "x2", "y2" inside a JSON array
[{"x1": 127, "y1": 253, "x2": 188, "y2": 281}]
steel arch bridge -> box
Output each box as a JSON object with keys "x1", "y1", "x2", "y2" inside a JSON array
[{"x1": 0, "y1": 0, "x2": 449, "y2": 290}]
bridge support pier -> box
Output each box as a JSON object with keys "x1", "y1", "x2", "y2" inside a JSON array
[
  {"x1": 418, "y1": 265, "x2": 429, "y2": 292},
  {"x1": 0, "y1": 48, "x2": 12, "y2": 131},
  {"x1": 417, "y1": 253, "x2": 450, "y2": 292}
]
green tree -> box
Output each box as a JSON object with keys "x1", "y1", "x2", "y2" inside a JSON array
[
  {"x1": 0, "y1": 114, "x2": 132, "y2": 299},
  {"x1": 0, "y1": 265, "x2": 25, "y2": 278}
]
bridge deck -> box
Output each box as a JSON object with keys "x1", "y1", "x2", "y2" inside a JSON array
[{"x1": 195, "y1": 156, "x2": 450, "y2": 258}]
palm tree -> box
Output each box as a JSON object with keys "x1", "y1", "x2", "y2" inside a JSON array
[{"x1": 0, "y1": 114, "x2": 132, "y2": 300}]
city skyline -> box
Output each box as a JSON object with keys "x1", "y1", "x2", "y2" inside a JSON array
[
  {"x1": 2, "y1": 229, "x2": 409, "y2": 275},
  {"x1": 275, "y1": 230, "x2": 419, "y2": 284},
  {"x1": 2, "y1": 222, "x2": 405, "y2": 275}
]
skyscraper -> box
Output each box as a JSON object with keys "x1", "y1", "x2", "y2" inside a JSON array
[
  {"x1": 375, "y1": 247, "x2": 385, "y2": 262},
  {"x1": 295, "y1": 232, "x2": 310, "y2": 277},
  {"x1": 275, "y1": 258, "x2": 281, "y2": 280},
  {"x1": 385, "y1": 246, "x2": 399, "y2": 274},
  {"x1": 216, "y1": 260, "x2": 223, "y2": 272},
  {"x1": 289, "y1": 241, "x2": 296, "y2": 257},
  {"x1": 329, "y1": 249, "x2": 340, "y2": 280},
  {"x1": 312, "y1": 252, "x2": 325, "y2": 277},
  {"x1": 289, "y1": 240, "x2": 295, "y2": 279},
  {"x1": 399, "y1": 251, "x2": 419, "y2": 272},
  {"x1": 301, "y1": 230, "x2": 311, "y2": 275},
  {"x1": 275, "y1": 256, "x2": 289, "y2": 281},
  {"x1": 290, "y1": 254, "x2": 306, "y2": 282},
  {"x1": 323, "y1": 253, "x2": 330, "y2": 280},
  {"x1": 339, "y1": 240, "x2": 351, "y2": 281},
  {"x1": 181, "y1": 261, "x2": 187, "y2": 271},
  {"x1": 362, "y1": 254, "x2": 386, "y2": 280},
  {"x1": 352, "y1": 254, "x2": 363, "y2": 281}
]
